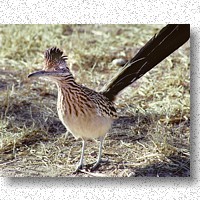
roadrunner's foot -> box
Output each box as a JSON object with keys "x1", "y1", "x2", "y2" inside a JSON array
[
  {"x1": 74, "y1": 163, "x2": 84, "y2": 173},
  {"x1": 90, "y1": 157, "x2": 109, "y2": 171}
]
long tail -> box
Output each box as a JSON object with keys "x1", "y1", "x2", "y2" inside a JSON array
[{"x1": 102, "y1": 24, "x2": 190, "y2": 101}]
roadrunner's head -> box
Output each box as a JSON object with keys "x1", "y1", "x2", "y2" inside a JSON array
[{"x1": 28, "y1": 47, "x2": 71, "y2": 81}]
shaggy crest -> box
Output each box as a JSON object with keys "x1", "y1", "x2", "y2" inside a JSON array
[{"x1": 44, "y1": 47, "x2": 67, "y2": 68}]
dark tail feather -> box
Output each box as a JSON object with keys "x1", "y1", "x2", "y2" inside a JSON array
[{"x1": 102, "y1": 24, "x2": 190, "y2": 101}]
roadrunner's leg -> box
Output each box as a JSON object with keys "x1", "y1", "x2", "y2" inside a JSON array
[
  {"x1": 76, "y1": 139, "x2": 85, "y2": 171},
  {"x1": 91, "y1": 136, "x2": 105, "y2": 171}
]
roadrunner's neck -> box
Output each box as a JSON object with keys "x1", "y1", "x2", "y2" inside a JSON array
[{"x1": 56, "y1": 74, "x2": 85, "y2": 118}]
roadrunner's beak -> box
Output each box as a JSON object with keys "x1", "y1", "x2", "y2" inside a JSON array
[{"x1": 28, "y1": 70, "x2": 56, "y2": 78}]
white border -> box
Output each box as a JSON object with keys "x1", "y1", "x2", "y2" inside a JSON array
[{"x1": 0, "y1": 0, "x2": 199, "y2": 199}]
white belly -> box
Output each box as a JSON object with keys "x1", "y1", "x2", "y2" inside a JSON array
[{"x1": 57, "y1": 108, "x2": 113, "y2": 139}]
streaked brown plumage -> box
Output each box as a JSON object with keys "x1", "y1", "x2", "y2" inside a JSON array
[{"x1": 28, "y1": 24, "x2": 189, "y2": 172}]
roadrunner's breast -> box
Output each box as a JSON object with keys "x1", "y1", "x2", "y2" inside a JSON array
[{"x1": 57, "y1": 84, "x2": 117, "y2": 139}]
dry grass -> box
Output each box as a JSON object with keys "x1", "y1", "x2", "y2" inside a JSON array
[{"x1": 0, "y1": 25, "x2": 190, "y2": 177}]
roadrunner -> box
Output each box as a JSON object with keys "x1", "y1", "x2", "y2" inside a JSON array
[{"x1": 28, "y1": 24, "x2": 189, "y2": 171}]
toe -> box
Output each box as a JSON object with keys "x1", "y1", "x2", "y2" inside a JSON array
[
  {"x1": 90, "y1": 158, "x2": 109, "y2": 171},
  {"x1": 74, "y1": 163, "x2": 84, "y2": 173}
]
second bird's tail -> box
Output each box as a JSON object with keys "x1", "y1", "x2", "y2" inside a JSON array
[{"x1": 102, "y1": 24, "x2": 190, "y2": 101}]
